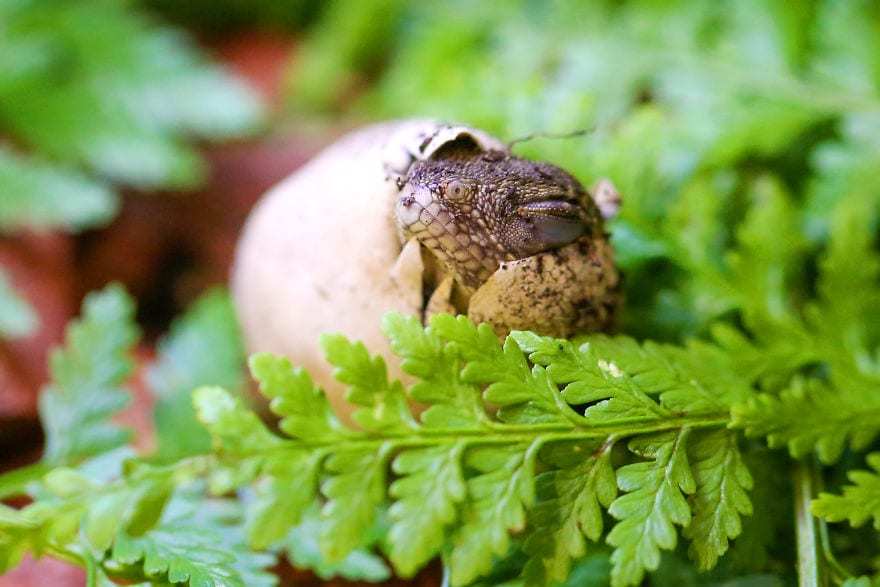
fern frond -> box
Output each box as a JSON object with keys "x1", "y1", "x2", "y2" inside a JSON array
[
  {"x1": 190, "y1": 314, "x2": 742, "y2": 586},
  {"x1": 607, "y1": 429, "x2": 695, "y2": 587},
  {"x1": 39, "y1": 285, "x2": 139, "y2": 466},
  {"x1": 813, "y1": 453, "x2": 880, "y2": 530}
]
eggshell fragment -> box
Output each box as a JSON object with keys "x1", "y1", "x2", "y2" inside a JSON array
[
  {"x1": 468, "y1": 237, "x2": 618, "y2": 338},
  {"x1": 233, "y1": 122, "x2": 425, "y2": 418}
]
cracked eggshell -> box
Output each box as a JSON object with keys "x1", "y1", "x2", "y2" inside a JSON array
[
  {"x1": 468, "y1": 237, "x2": 619, "y2": 339},
  {"x1": 231, "y1": 120, "x2": 506, "y2": 419}
]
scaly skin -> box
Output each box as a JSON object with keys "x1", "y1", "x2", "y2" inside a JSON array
[{"x1": 395, "y1": 146, "x2": 605, "y2": 291}]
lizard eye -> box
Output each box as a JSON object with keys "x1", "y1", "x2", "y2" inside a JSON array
[{"x1": 444, "y1": 179, "x2": 473, "y2": 202}]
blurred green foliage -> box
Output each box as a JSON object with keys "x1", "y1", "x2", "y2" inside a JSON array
[
  {"x1": 145, "y1": 0, "x2": 318, "y2": 34},
  {"x1": 0, "y1": 269, "x2": 37, "y2": 338},
  {"x1": 148, "y1": 288, "x2": 246, "y2": 462},
  {"x1": 0, "y1": 0, "x2": 264, "y2": 339},
  {"x1": 0, "y1": 0, "x2": 263, "y2": 236},
  {"x1": 39, "y1": 284, "x2": 139, "y2": 467}
]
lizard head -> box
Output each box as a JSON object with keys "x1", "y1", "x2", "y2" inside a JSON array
[{"x1": 395, "y1": 142, "x2": 603, "y2": 290}]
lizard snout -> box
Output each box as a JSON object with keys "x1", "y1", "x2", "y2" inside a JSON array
[{"x1": 395, "y1": 183, "x2": 436, "y2": 230}]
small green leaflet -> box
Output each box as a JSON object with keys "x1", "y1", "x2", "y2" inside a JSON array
[
  {"x1": 810, "y1": 193, "x2": 880, "y2": 351},
  {"x1": 246, "y1": 353, "x2": 350, "y2": 548},
  {"x1": 513, "y1": 332, "x2": 668, "y2": 421},
  {"x1": 247, "y1": 453, "x2": 322, "y2": 549},
  {"x1": 39, "y1": 284, "x2": 139, "y2": 466},
  {"x1": 383, "y1": 313, "x2": 488, "y2": 428},
  {"x1": 657, "y1": 339, "x2": 752, "y2": 413},
  {"x1": 514, "y1": 331, "x2": 745, "y2": 420},
  {"x1": 683, "y1": 429, "x2": 753, "y2": 570},
  {"x1": 111, "y1": 493, "x2": 276, "y2": 587},
  {"x1": 511, "y1": 333, "x2": 668, "y2": 422},
  {"x1": 193, "y1": 387, "x2": 279, "y2": 456},
  {"x1": 321, "y1": 332, "x2": 417, "y2": 432},
  {"x1": 0, "y1": 269, "x2": 37, "y2": 339},
  {"x1": 449, "y1": 444, "x2": 537, "y2": 586},
  {"x1": 81, "y1": 474, "x2": 173, "y2": 555},
  {"x1": 0, "y1": 504, "x2": 42, "y2": 573},
  {"x1": 732, "y1": 376, "x2": 880, "y2": 464},
  {"x1": 388, "y1": 442, "x2": 467, "y2": 575},
  {"x1": 286, "y1": 506, "x2": 390, "y2": 582},
  {"x1": 319, "y1": 445, "x2": 390, "y2": 563},
  {"x1": 249, "y1": 352, "x2": 350, "y2": 441},
  {"x1": 813, "y1": 453, "x2": 880, "y2": 530},
  {"x1": 522, "y1": 440, "x2": 617, "y2": 584},
  {"x1": 607, "y1": 429, "x2": 695, "y2": 587},
  {"x1": 432, "y1": 314, "x2": 574, "y2": 424},
  {"x1": 725, "y1": 177, "x2": 806, "y2": 336},
  {"x1": 0, "y1": 148, "x2": 115, "y2": 234}
]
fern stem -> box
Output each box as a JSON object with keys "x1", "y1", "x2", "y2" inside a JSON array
[
  {"x1": 813, "y1": 465, "x2": 854, "y2": 585},
  {"x1": 235, "y1": 414, "x2": 731, "y2": 457},
  {"x1": 84, "y1": 552, "x2": 99, "y2": 587},
  {"x1": 794, "y1": 460, "x2": 824, "y2": 587}
]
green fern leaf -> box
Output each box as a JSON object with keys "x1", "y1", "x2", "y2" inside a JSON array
[
  {"x1": 813, "y1": 453, "x2": 880, "y2": 530},
  {"x1": 244, "y1": 353, "x2": 354, "y2": 548},
  {"x1": 522, "y1": 439, "x2": 617, "y2": 584},
  {"x1": 0, "y1": 148, "x2": 115, "y2": 233},
  {"x1": 726, "y1": 177, "x2": 807, "y2": 336},
  {"x1": 683, "y1": 429, "x2": 753, "y2": 570},
  {"x1": 286, "y1": 506, "x2": 390, "y2": 581},
  {"x1": 388, "y1": 443, "x2": 467, "y2": 576},
  {"x1": 383, "y1": 313, "x2": 488, "y2": 428},
  {"x1": 513, "y1": 332, "x2": 673, "y2": 420},
  {"x1": 433, "y1": 315, "x2": 574, "y2": 424},
  {"x1": 321, "y1": 333, "x2": 417, "y2": 432},
  {"x1": 39, "y1": 284, "x2": 139, "y2": 465},
  {"x1": 193, "y1": 387, "x2": 279, "y2": 456},
  {"x1": 516, "y1": 331, "x2": 750, "y2": 419},
  {"x1": 111, "y1": 495, "x2": 275, "y2": 587},
  {"x1": 732, "y1": 377, "x2": 880, "y2": 464},
  {"x1": 449, "y1": 444, "x2": 537, "y2": 586},
  {"x1": 808, "y1": 192, "x2": 880, "y2": 366},
  {"x1": 247, "y1": 453, "x2": 322, "y2": 550},
  {"x1": 319, "y1": 446, "x2": 389, "y2": 564},
  {"x1": 250, "y1": 352, "x2": 350, "y2": 441},
  {"x1": 607, "y1": 429, "x2": 695, "y2": 587},
  {"x1": 0, "y1": 504, "x2": 41, "y2": 573}
]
